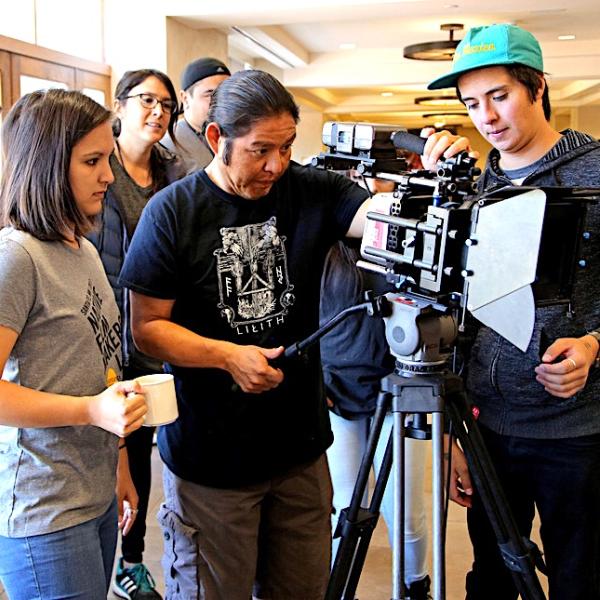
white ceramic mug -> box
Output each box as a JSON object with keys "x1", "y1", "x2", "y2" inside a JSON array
[{"x1": 135, "y1": 373, "x2": 178, "y2": 427}]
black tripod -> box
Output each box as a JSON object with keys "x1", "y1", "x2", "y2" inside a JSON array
[{"x1": 286, "y1": 293, "x2": 547, "y2": 600}]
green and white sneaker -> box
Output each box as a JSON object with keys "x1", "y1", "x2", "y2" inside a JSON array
[{"x1": 112, "y1": 558, "x2": 162, "y2": 600}]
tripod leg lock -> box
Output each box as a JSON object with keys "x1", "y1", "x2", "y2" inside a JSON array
[
  {"x1": 499, "y1": 537, "x2": 547, "y2": 576},
  {"x1": 333, "y1": 507, "x2": 380, "y2": 539}
]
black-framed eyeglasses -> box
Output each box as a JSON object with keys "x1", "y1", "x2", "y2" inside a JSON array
[{"x1": 126, "y1": 93, "x2": 177, "y2": 114}]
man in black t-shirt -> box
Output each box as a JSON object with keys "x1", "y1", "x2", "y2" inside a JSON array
[{"x1": 119, "y1": 70, "x2": 369, "y2": 600}]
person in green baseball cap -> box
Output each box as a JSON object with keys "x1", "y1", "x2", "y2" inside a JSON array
[
  {"x1": 428, "y1": 23, "x2": 544, "y2": 91},
  {"x1": 421, "y1": 23, "x2": 600, "y2": 600},
  {"x1": 421, "y1": 23, "x2": 555, "y2": 171}
]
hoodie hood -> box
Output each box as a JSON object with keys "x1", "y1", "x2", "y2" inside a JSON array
[{"x1": 479, "y1": 129, "x2": 600, "y2": 191}]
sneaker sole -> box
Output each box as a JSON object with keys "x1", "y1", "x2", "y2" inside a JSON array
[{"x1": 111, "y1": 581, "x2": 133, "y2": 600}]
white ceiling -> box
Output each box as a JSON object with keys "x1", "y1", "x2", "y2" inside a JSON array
[{"x1": 167, "y1": 0, "x2": 600, "y2": 129}]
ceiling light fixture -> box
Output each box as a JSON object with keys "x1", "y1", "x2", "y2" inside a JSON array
[
  {"x1": 414, "y1": 94, "x2": 462, "y2": 107},
  {"x1": 422, "y1": 111, "x2": 467, "y2": 119},
  {"x1": 381, "y1": 91, "x2": 394, "y2": 97},
  {"x1": 558, "y1": 34, "x2": 576, "y2": 40},
  {"x1": 404, "y1": 24, "x2": 463, "y2": 61}
]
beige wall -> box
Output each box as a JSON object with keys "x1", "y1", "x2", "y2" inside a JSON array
[
  {"x1": 253, "y1": 58, "x2": 282, "y2": 79},
  {"x1": 0, "y1": 0, "x2": 103, "y2": 62},
  {"x1": 292, "y1": 103, "x2": 325, "y2": 165},
  {"x1": 553, "y1": 111, "x2": 574, "y2": 134},
  {"x1": 104, "y1": 1, "x2": 167, "y2": 89},
  {"x1": 0, "y1": 0, "x2": 36, "y2": 43},
  {"x1": 165, "y1": 19, "x2": 228, "y2": 92},
  {"x1": 573, "y1": 106, "x2": 600, "y2": 138}
]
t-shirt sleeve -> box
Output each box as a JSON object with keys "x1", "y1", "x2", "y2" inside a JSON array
[
  {"x1": 118, "y1": 194, "x2": 179, "y2": 299},
  {"x1": 0, "y1": 239, "x2": 36, "y2": 334},
  {"x1": 325, "y1": 170, "x2": 370, "y2": 239}
]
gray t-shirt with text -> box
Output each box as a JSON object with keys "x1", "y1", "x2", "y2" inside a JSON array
[{"x1": 0, "y1": 229, "x2": 122, "y2": 537}]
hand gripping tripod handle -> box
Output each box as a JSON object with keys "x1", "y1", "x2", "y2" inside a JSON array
[
  {"x1": 283, "y1": 294, "x2": 385, "y2": 360},
  {"x1": 266, "y1": 345, "x2": 296, "y2": 370}
]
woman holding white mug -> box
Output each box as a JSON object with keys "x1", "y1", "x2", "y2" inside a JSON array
[{"x1": 0, "y1": 89, "x2": 146, "y2": 600}]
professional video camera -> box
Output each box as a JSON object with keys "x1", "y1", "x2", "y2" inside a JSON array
[{"x1": 312, "y1": 121, "x2": 599, "y2": 352}]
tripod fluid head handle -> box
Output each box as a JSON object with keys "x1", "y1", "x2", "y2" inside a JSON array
[{"x1": 283, "y1": 291, "x2": 390, "y2": 360}]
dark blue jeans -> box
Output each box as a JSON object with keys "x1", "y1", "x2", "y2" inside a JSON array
[
  {"x1": 465, "y1": 425, "x2": 600, "y2": 600},
  {"x1": 0, "y1": 498, "x2": 118, "y2": 600}
]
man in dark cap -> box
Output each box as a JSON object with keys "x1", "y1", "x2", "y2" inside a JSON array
[{"x1": 162, "y1": 57, "x2": 230, "y2": 174}]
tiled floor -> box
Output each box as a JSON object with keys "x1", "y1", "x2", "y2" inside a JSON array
[{"x1": 0, "y1": 444, "x2": 547, "y2": 600}]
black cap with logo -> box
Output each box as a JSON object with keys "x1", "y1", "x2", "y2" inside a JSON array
[{"x1": 181, "y1": 58, "x2": 231, "y2": 91}]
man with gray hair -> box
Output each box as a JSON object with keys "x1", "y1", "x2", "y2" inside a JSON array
[{"x1": 162, "y1": 57, "x2": 230, "y2": 173}]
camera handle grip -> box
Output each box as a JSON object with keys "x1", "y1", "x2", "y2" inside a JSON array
[{"x1": 391, "y1": 131, "x2": 426, "y2": 155}]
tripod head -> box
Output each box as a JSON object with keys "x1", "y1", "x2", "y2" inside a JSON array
[{"x1": 382, "y1": 293, "x2": 457, "y2": 376}]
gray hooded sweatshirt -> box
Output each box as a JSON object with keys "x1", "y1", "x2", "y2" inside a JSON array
[{"x1": 467, "y1": 129, "x2": 600, "y2": 438}]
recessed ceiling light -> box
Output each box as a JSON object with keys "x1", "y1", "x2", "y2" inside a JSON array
[
  {"x1": 558, "y1": 34, "x2": 576, "y2": 40},
  {"x1": 381, "y1": 92, "x2": 394, "y2": 97},
  {"x1": 339, "y1": 43, "x2": 356, "y2": 50}
]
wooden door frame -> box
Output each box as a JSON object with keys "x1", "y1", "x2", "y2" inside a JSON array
[{"x1": 0, "y1": 34, "x2": 110, "y2": 113}]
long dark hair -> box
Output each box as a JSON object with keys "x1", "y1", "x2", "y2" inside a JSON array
[
  {"x1": 0, "y1": 89, "x2": 111, "y2": 240},
  {"x1": 113, "y1": 69, "x2": 179, "y2": 142},
  {"x1": 207, "y1": 70, "x2": 300, "y2": 164}
]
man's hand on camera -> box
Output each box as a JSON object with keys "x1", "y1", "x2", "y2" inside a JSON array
[
  {"x1": 444, "y1": 436, "x2": 473, "y2": 508},
  {"x1": 225, "y1": 344, "x2": 284, "y2": 393},
  {"x1": 420, "y1": 126, "x2": 479, "y2": 172},
  {"x1": 535, "y1": 335, "x2": 599, "y2": 398}
]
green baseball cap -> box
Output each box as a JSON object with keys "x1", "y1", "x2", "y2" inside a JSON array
[{"x1": 428, "y1": 24, "x2": 544, "y2": 90}]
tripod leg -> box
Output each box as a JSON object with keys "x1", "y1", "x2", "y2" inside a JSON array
[
  {"x1": 392, "y1": 410, "x2": 406, "y2": 600},
  {"x1": 326, "y1": 391, "x2": 393, "y2": 600},
  {"x1": 431, "y1": 412, "x2": 446, "y2": 600},
  {"x1": 445, "y1": 391, "x2": 546, "y2": 600}
]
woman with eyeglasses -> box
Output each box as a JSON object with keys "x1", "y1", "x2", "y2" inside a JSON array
[{"x1": 87, "y1": 69, "x2": 185, "y2": 600}]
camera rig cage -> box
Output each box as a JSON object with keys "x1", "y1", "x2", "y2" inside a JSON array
[{"x1": 312, "y1": 121, "x2": 600, "y2": 351}]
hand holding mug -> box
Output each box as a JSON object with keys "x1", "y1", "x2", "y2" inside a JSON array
[{"x1": 88, "y1": 380, "x2": 147, "y2": 436}]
